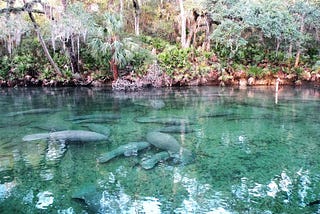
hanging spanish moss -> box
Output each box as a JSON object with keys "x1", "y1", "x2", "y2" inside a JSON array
[{"x1": 0, "y1": 14, "x2": 30, "y2": 55}]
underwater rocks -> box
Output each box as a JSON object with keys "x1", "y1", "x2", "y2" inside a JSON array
[
  {"x1": 146, "y1": 131, "x2": 195, "y2": 164},
  {"x1": 97, "y1": 141, "x2": 150, "y2": 163},
  {"x1": 22, "y1": 130, "x2": 108, "y2": 143}
]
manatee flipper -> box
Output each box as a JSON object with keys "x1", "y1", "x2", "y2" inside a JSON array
[
  {"x1": 97, "y1": 141, "x2": 150, "y2": 163},
  {"x1": 140, "y1": 151, "x2": 170, "y2": 170}
]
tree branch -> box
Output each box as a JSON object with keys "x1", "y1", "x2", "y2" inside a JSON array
[{"x1": 0, "y1": 7, "x2": 44, "y2": 14}]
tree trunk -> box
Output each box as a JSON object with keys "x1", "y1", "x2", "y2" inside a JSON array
[
  {"x1": 120, "y1": 0, "x2": 124, "y2": 15},
  {"x1": 294, "y1": 15, "x2": 305, "y2": 68},
  {"x1": 288, "y1": 43, "x2": 293, "y2": 58},
  {"x1": 65, "y1": 36, "x2": 79, "y2": 74},
  {"x1": 133, "y1": 0, "x2": 140, "y2": 36},
  {"x1": 61, "y1": 0, "x2": 67, "y2": 11},
  {"x1": 294, "y1": 49, "x2": 301, "y2": 68},
  {"x1": 186, "y1": 24, "x2": 195, "y2": 48},
  {"x1": 110, "y1": 36, "x2": 119, "y2": 81},
  {"x1": 203, "y1": 15, "x2": 211, "y2": 51},
  {"x1": 276, "y1": 39, "x2": 281, "y2": 57},
  {"x1": 61, "y1": 0, "x2": 79, "y2": 74},
  {"x1": 6, "y1": 0, "x2": 15, "y2": 19},
  {"x1": 27, "y1": 11, "x2": 63, "y2": 76},
  {"x1": 179, "y1": 0, "x2": 187, "y2": 48},
  {"x1": 110, "y1": 58, "x2": 119, "y2": 81}
]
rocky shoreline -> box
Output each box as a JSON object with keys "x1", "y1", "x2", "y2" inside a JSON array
[{"x1": 0, "y1": 69, "x2": 319, "y2": 89}]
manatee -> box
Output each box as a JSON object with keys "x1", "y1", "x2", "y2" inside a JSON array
[
  {"x1": 158, "y1": 125, "x2": 195, "y2": 134},
  {"x1": 136, "y1": 116, "x2": 193, "y2": 125},
  {"x1": 22, "y1": 130, "x2": 108, "y2": 143},
  {"x1": 97, "y1": 141, "x2": 150, "y2": 163},
  {"x1": 72, "y1": 184, "x2": 101, "y2": 213},
  {"x1": 73, "y1": 118, "x2": 118, "y2": 124},
  {"x1": 7, "y1": 108, "x2": 56, "y2": 117},
  {"x1": 149, "y1": 100, "x2": 165, "y2": 109},
  {"x1": 140, "y1": 151, "x2": 170, "y2": 170},
  {"x1": 146, "y1": 131, "x2": 195, "y2": 164},
  {"x1": 68, "y1": 113, "x2": 121, "y2": 121},
  {"x1": 82, "y1": 124, "x2": 110, "y2": 137},
  {"x1": 199, "y1": 112, "x2": 234, "y2": 118},
  {"x1": 146, "y1": 131, "x2": 181, "y2": 152},
  {"x1": 135, "y1": 99, "x2": 165, "y2": 109}
]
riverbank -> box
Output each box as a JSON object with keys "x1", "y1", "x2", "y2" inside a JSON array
[{"x1": 0, "y1": 69, "x2": 319, "y2": 89}]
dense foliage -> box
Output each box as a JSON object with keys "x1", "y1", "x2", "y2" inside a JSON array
[{"x1": 0, "y1": 0, "x2": 319, "y2": 87}]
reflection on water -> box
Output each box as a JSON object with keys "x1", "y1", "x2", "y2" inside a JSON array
[{"x1": 0, "y1": 86, "x2": 319, "y2": 213}]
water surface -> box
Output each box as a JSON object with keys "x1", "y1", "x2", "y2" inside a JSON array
[{"x1": 0, "y1": 86, "x2": 319, "y2": 213}]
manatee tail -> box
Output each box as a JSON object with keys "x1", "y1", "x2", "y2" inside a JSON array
[
  {"x1": 22, "y1": 133, "x2": 50, "y2": 141},
  {"x1": 97, "y1": 149, "x2": 122, "y2": 163}
]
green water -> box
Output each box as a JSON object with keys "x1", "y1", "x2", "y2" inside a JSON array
[{"x1": 0, "y1": 86, "x2": 319, "y2": 213}]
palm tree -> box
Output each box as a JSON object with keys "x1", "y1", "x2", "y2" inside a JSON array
[{"x1": 89, "y1": 13, "x2": 135, "y2": 81}]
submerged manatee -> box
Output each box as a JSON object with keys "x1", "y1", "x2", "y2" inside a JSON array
[
  {"x1": 97, "y1": 141, "x2": 150, "y2": 163},
  {"x1": 82, "y1": 124, "x2": 110, "y2": 137},
  {"x1": 22, "y1": 130, "x2": 108, "y2": 143},
  {"x1": 146, "y1": 131, "x2": 180, "y2": 152},
  {"x1": 157, "y1": 125, "x2": 195, "y2": 134},
  {"x1": 136, "y1": 116, "x2": 193, "y2": 125},
  {"x1": 135, "y1": 99, "x2": 165, "y2": 110},
  {"x1": 72, "y1": 118, "x2": 117, "y2": 124},
  {"x1": 68, "y1": 113, "x2": 121, "y2": 121},
  {"x1": 146, "y1": 131, "x2": 195, "y2": 164},
  {"x1": 7, "y1": 108, "x2": 56, "y2": 117},
  {"x1": 72, "y1": 184, "x2": 101, "y2": 213},
  {"x1": 140, "y1": 151, "x2": 170, "y2": 170}
]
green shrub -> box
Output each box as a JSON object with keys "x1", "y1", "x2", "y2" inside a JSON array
[
  {"x1": 157, "y1": 45, "x2": 192, "y2": 76},
  {"x1": 0, "y1": 56, "x2": 11, "y2": 79},
  {"x1": 140, "y1": 36, "x2": 170, "y2": 52},
  {"x1": 247, "y1": 65, "x2": 266, "y2": 78},
  {"x1": 129, "y1": 48, "x2": 154, "y2": 74},
  {"x1": 39, "y1": 67, "x2": 54, "y2": 80},
  {"x1": 311, "y1": 61, "x2": 320, "y2": 73}
]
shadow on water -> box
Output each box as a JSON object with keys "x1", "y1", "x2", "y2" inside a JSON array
[{"x1": 0, "y1": 86, "x2": 319, "y2": 213}]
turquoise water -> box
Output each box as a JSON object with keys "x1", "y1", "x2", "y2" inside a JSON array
[{"x1": 0, "y1": 86, "x2": 319, "y2": 213}]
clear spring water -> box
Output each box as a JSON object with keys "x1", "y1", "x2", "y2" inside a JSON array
[{"x1": 0, "y1": 86, "x2": 319, "y2": 213}]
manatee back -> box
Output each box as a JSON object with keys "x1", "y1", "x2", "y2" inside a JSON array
[{"x1": 146, "y1": 131, "x2": 181, "y2": 153}]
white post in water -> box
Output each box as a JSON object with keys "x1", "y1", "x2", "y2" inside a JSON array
[{"x1": 275, "y1": 78, "x2": 280, "y2": 104}]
